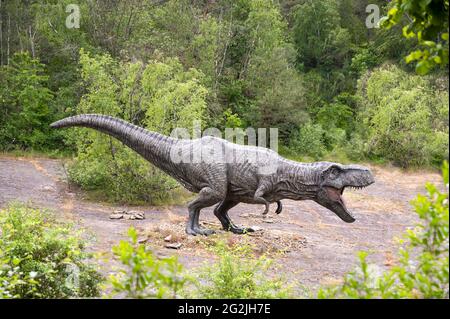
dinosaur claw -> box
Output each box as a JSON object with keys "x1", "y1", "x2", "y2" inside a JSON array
[
  {"x1": 275, "y1": 201, "x2": 282, "y2": 214},
  {"x1": 193, "y1": 227, "x2": 216, "y2": 236},
  {"x1": 229, "y1": 226, "x2": 255, "y2": 234},
  {"x1": 262, "y1": 203, "x2": 270, "y2": 215},
  {"x1": 186, "y1": 228, "x2": 198, "y2": 236}
]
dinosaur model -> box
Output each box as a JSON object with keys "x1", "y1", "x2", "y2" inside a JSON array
[{"x1": 51, "y1": 114, "x2": 375, "y2": 236}]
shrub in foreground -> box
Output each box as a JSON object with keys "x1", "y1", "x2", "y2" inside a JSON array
[
  {"x1": 107, "y1": 228, "x2": 187, "y2": 299},
  {"x1": 0, "y1": 204, "x2": 102, "y2": 298},
  {"x1": 192, "y1": 241, "x2": 293, "y2": 299}
]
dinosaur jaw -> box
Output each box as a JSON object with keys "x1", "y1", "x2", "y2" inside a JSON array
[
  {"x1": 315, "y1": 184, "x2": 370, "y2": 223},
  {"x1": 322, "y1": 186, "x2": 355, "y2": 223}
]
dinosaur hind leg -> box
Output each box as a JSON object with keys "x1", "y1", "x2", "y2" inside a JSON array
[
  {"x1": 186, "y1": 187, "x2": 222, "y2": 236},
  {"x1": 275, "y1": 200, "x2": 282, "y2": 214},
  {"x1": 214, "y1": 200, "x2": 255, "y2": 234}
]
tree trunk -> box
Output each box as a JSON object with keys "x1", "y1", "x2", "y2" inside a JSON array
[
  {"x1": 7, "y1": 12, "x2": 10, "y2": 65},
  {"x1": 29, "y1": 25, "x2": 35, "y2": 58},
  {"x1": 0, "y1": 0, "x2": 3, "y2": 66}
]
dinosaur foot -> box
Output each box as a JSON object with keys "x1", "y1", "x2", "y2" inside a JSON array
[
  {"x1": 186, "y1": 227, "x2": 216, "y2": 236},
  {"x1": 228, "y1": 226, "x2": 256, "y2": 235}
]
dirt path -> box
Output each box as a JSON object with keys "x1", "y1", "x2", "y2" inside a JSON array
[{"x1": 0, "y1": 156, "x2": 443, "y2": 291}]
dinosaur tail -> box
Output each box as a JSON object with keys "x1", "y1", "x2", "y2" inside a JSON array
[{"x1": 50, "y1": 114, "x2": 175, "y2": 168}]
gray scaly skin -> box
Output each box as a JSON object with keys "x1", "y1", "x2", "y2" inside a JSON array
[{"x1": 51, "y1": 114, "x2": 375, "y2": 236}]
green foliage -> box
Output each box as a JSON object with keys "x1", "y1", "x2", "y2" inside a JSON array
[
  {"x1": 222, "y1": 109, "x2": 244, "y2": 129},
  {"x1": 0, "y1": 52, "x2": 64, "y2": 151},
  {"x1": 350, "y1": 47, "x2": 380, "y2": 75},
  {"x1": 318, "y1": 162, "x2": 449, "y2": 298},
  {"x1": 293, "y1": 0, "x2": 351, "y2": 69},
  {"x1": 0, "y1": 0, "x2": 448, "y2": 185},
  {"x1": 381, "y1": 0, "x2": 449, "y2": 74},
  {"x1": 68, "y1": 50, "x2": 207, "y2": 203},
  {"x1": 216, "y1": 0, "x2": 307, "y2": 138},
  {"x1": 0, "y1": 204, "x2": 102, "y2": 299},
  {"x1": 108, "y1": 227, "x2": 187, "y2": 299},
  {"x1": 356, "y1": 64, "x2": 449, "y2": 167},
  {"x1": 289, "y1": 122, "x2": 327, "y2": 159},
  {"x1": 193, "y1": 241, "x2": 292, "y2": 299}
]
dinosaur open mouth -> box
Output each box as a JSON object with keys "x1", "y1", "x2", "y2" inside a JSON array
[{"x1": 324, "y1": 186, "x2": 357, "y2": 223}]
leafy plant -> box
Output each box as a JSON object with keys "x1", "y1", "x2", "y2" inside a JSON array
[
  {"x1": 107, "y1": 227, "x2": 187, "y2": 299},
  {"x1": 289, "y1": 122, "x2": 327, "y2": 159},
  {"x1": 0, "y1": 204, "x2": 102, "y2": 299},
  {"x1": 67, "y1": 50, "x2": 207, "y2": 204},
  {"x1": 356, "y1": 64, "x2": 449, "y2": 167},
  {"x1": 318, "y1": 161, "x2": 449, "y2": 298},
  {"x1": 381, "y1": 0, "x2": 449, "y2": 74},
  {"x1": 0, "y1": 52, "x2": 63, "y2": 151},
  {"x1": 192, "y1": 240, "x2": 293, "y2": 299}
]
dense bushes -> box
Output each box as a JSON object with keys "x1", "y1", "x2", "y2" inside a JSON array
[
  {"x1": 354, "y1": 64, "x2": 449, "y2": 167},
  {"x1": 192, "y1": 241, "x2": 293, "y2": 299},
  {"x1": 0, "y1": 204, "x2": 102, "y2": 298},
  {"x1": 288, "y1": 64, "x2": 449, "y2": 166},
  {"x1": 107, "y1": 228, "x2": 186, "y2": 299},
  {"x1": 67, "y1": 50, "x2": 207, "y2": 203},
  {"x1": 0, "y1": 53, "x2": 65, "y2": 151}
]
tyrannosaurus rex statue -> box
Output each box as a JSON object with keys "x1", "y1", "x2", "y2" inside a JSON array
[{"x1": 51, "y1": 114, "x2": 375, "y2": 236}]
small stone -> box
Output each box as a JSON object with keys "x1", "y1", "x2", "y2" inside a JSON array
[
  {"x1": 164, "y1": 235, "x2": 173, "y2": 242},
  {"x1": 263, "y1": 219, "x2": 274, "y2": 224},
  {"x1": 42, "y1": 185, "x2": 54, "y2": 192},
  {"x1": 165, "y1": 243, "x2": 182, "y2": 249},
  {"x1": 137, "y1": 212, "x2": 145, "y2": 219},
  {"x1": 113, "y1": 209, "x2": 126, "y2": 214},
  {"x1": 138, "y1": 237, "x2": 148, "y2": 244},
  {"x1": 250, "y1": 226, "x2": 263, "y2": 232},
  {"x1": 127, "y1": 210, "x2": 145, "y2": 220},
  {"x1": 109, "y1": 213, "x2": 123, "y2": 220}
]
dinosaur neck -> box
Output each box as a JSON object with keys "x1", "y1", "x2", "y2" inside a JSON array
[
  {"x1": 271, "y1": 160, "x2": 321, "y2": 200},
  {"x1": 279, "y1": 159, "x2": 322, "y2": 185},
  {"x1": 51, "y1": 114, "x2": 175, "y2": 170}
]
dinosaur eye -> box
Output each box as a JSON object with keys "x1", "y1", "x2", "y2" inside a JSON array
[{"x1": 328, "y1": 167, "x2": 340, "y2": 179}]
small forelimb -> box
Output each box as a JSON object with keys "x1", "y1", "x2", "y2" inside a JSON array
[{"x1": 254, "y1": 187, "x2": 270, "y2": 215}]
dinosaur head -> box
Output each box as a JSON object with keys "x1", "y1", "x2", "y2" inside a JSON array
[{"x1": 314, "y1": 163, "x2": 374, "y2": 223}]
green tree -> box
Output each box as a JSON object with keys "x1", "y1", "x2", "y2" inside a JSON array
[
  {"x1": 293, "y1": 0, "x2": 351, "y2": 69},
  {"x1": 381, "y1": 0, "x2": 449, "y2": 74},
  {"x1": 0, "y1": 52, "x2": 61, "y2": 150},
  {"x1": 219, "y1": 0, "x2": 306, "y2": 138},
  {"x1": 68, "y1": 49, "x2": 207, "y2": 203},
  {"x1": 355, "y1": 64, "x2": 449, "y2": 167}
]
